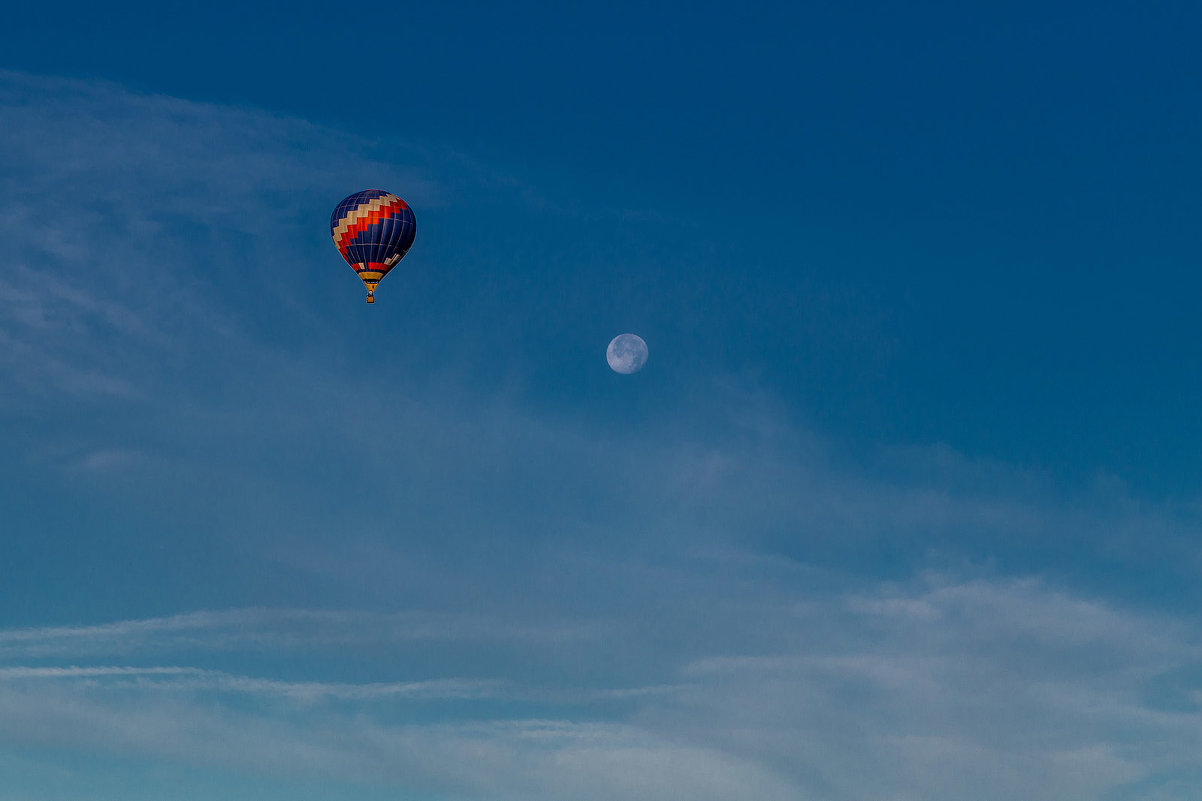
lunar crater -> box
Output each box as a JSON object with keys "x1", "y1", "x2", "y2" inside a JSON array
[{"x1": 607, "y1": 334, "x2": 648, "y2": 374}]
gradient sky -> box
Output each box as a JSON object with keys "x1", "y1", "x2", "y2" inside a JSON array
[{"x1": 3, "y1": 3, "x2": 1202, "y2": 799}]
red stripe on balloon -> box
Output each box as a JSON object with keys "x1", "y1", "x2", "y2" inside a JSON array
[{"x1": 332, "y1": 198, "x2": 405, "y2": 249}]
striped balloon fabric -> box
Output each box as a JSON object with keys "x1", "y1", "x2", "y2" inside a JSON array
[{"x1": 330, "y1": 189, "x2": 417, "y2": 303}]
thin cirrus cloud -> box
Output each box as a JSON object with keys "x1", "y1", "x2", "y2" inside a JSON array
[
  {"x1": 0, "y1": 65, "x2": 1197, "y2": 583},
  {"x1": 0, "y1": 666, "x2": 501, "y2": 702},
  {"x1": 0, "y1": 576, "x2": 1201, "y2": 799},
  {"x1": 4, "y1": 70, "x2": 1202, "y2": 801},
  {"x1": 0, "y1": 69, "x2": 427, "y2": 409},
  {"x1": 0, "y1": 607, "x2": 605, "y2": 660}
]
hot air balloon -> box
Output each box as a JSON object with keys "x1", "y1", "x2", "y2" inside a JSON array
[{"x1": 330, "y1": 189, "x2": 417, "y2": 303}]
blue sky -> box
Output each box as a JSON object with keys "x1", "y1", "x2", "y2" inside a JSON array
[{"x1": 3, "y1": 3, "x2": 1202, "y2": 799}]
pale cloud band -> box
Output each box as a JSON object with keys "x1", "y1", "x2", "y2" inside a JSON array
[{"x1": 0, "y1": 576, "x2": 1200, "y2": 800}]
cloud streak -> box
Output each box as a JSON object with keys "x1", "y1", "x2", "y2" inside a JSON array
[
  {"x1": 0, "y1": 607, "x2": 603, "y2": 660},
  {"x1": 1, "y1": 575, "x2": 1201, "y2": 800},
  {"x1": 0, "y1": 665, "x2": 501, "y2": 702}
]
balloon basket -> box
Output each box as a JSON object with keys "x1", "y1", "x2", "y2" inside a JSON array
[{"x1": 366, "y1": 293, "x2": 375, "y2": 304}]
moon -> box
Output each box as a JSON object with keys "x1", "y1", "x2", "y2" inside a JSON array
[{"x1": 607, "y1": 333, "x2": 648, "y2": 374}]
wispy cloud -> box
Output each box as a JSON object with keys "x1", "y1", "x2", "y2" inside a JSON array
[
  {"x1": 3, "y1": 67, "x2": 1198, "y2": 588},
  {"x1": 661, "y1": 575, "x2": 1202, "y2": 801},
  {"x1": 0, "y1": 665, "x2": 501, "y2": 702},
  {"x1": 0, "y1": 684, "x2": 801, "y2": 801},
  {"x1": 1, "y1": 576, "x2": 1200, "y2": 800},
  {"x1": 0, "y1": 607, "x2": 602, "y2": 660},
  {"x1": 5, "y1": 69, "x2": 1202, "y2": 801},
  {"x1": 0, "y1": 69, "x2": 438, "y2": 414},
  {"x1": 0, "y1": 666, "x2": 199, "y2": 679}
]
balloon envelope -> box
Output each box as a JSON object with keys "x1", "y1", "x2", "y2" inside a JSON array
[{"x1": 330, "y1": 189, "x2": 416, "y2": 301}]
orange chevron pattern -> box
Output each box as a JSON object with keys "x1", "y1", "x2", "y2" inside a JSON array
[
  {"x1": 331, "y1": 194, "x2": 409, "y2": 251},
  {"x1": 330, "y1": 189, "x2": 417, "y2": 303}
]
